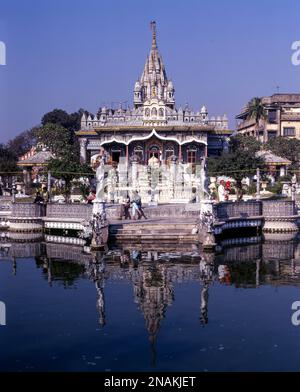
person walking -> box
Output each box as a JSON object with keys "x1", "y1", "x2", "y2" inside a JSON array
[
  {"x1": 131, "y1": 197, "x2": 139, "y2": 220},
  {"x1": 134, "y1": 191, "x2": 147, "y2": 220}
]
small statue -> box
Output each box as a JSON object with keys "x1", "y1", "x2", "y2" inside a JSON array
[
  {"x1": 91, "y1": 147, "x2": 109, "y2": 202},
  {"x1": 218, "y1": 180, "x2": 226, "y2": 202}
]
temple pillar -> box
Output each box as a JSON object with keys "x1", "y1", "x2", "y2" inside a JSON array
[
  {"x1": 79, "y1": 138, "x2": 87, "y2": 163},
  {"x1": 179, "y1": 145, "x2": 182, "y2": 161},
  {"x1": 170, "y1": 156, "x2": 177, "y2": 199},
  {"x1": 126, "y1": 145, "x2": 129, "y2": 165},
  {"x1": 131, "y1": 156, "x2": 138, "y2": 191}
]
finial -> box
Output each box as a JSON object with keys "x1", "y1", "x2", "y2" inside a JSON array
[{"x1": 150, "y1": 21, "x2": 157, "y2": 49}]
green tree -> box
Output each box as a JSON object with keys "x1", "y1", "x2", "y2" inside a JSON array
[
  {"x1": 41, "y1": 108, "x2": 85, "y2": 133},
  {"x1": 48, "y1": 149, "x2": 93, "y2": 201},
  {"x1": 246, "y1": 97, "x2": 267, "y2": 138},
  {"x1": 0, "y1": 144, "x2": 19, "y2": 173},
  {"x1": 6, "y1": 128, "x2": 37, "y2": 159},
  {"x1": 35, "y1": 123, "x2": 74, "y2": 156},
  {"x1": 230, "y1": 134, "x2": 261, "y2": 154},
  {"x1": 208, "y1": 135, "x2": 264, "y2": 199},
  {"x1": 266, "y1": 136, "x2": 300, "y2": 175}
]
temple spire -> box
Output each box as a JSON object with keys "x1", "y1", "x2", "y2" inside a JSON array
[{"x1": 150, "y1": 21, "x2": 157, "y2": 49}]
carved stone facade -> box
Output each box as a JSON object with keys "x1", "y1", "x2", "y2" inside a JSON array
[
  {"x1": 77, "y1": 22, "x2": 231, "y2": 203},
  {"x1": 76, "y1": 23, "x2": 231, "y2": 203}
]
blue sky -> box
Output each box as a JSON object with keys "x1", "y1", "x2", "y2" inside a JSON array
[{"x1": 0, "y1": 0, "x2": 300, "y2": 143}]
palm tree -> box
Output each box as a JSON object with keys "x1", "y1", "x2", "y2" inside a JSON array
[{"x1": 247, "y1": 97, "x2": 267, "y2": 140}]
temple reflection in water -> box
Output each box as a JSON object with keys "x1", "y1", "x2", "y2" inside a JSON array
[{"x1": 2, "y1": 234, "x2": 300, "y2": 358}]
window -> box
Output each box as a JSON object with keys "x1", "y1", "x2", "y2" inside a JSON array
[
  {"x1": 268, "y1": 130, "x2": 277, "y2": 140},
  {"x1": 151, "y1": 107, "x2": 157, "y2": 117},
  {"x1": 268, "y1": 110, "x2": 277, "y2": 123},
  {"x1": 283, "y1": 127, "x2": 295, "y2": 136},
  {"x1": 165, "y1": 144, "x2": 175, "y2": 161},
  {"x1": 159, "y1": 108, "x2": 164, "y2": 117},
  {"x1": 134, "y1": 145, "x2": 144, "y2": 162},
  {"x1": 145, "y1": 108, "x2": 150, "y2": 117},
  {"x1": 187, "y1": 146, "x2": 197, "y2": 163},
  {"x1": 111, "y1": 150, "x2": 121, "y2": 163}
]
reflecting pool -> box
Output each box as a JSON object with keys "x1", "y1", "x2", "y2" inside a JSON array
[{"x1": 1, "y1": 236, "x2": 300, "y2": 371}]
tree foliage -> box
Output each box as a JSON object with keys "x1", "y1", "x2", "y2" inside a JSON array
[
  {"x1": 0, "y1": 144, "x2": 19, "y2": 173},
  {"x1": 246, "y1": 97, "x2": 267, "y2": 124},
  {"x1": 207, "y1": 135, "x2": 264, "y2": 198},
  {"x1": 48, "y1": 149, "x2": 93, "y2": 199},
  {"x1": 35, "y1": 123, "x2": 73, "y2": 157},
  {"x1": 229, "y1": 134, "x2": 261, "y2": 154},
  {"x1": 37, "y1": 108, "x2": 86, "y2": 158},
  {"x1": 6, "y1": 128, "x2": 37, "y2": 159},
  {"x1": 266, "y1": 137, "x2": 300, "y2": 172},
  {"x1": 41, "y1": 108, "x2": 84, "y2": 133}
]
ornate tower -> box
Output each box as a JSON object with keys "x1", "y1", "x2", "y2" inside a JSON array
[{"x1": 134, "y1": 21, "x2": 175, "y2": 110}]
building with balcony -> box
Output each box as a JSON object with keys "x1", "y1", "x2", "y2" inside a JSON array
[{"x1": 236, "y1": 94, "x2": 300, "y2": 142}]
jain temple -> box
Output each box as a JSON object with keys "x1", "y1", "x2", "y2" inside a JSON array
[{"x1": 76, "y1": 22, "x2": 231, "y2": 203}]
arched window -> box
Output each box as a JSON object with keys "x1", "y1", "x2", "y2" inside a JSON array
[
  {"x1": 145, "y1": 108, "x2": 150, "y2": 117},
  {"x1": 151, "y1": 107, "x2": 157, "y2": 117},
  {"x1": 165, "y1": 143, "x2": 175, "y2": 162},
  {"x1": 134, "y1": 145, "x2": 144, "y2": 162},
  {"x1": 187, "y1": 145, "x2": 197, "y2": 164},
  {"x1": 159, "y1": 108, "x2": 164, "y2": 117}
]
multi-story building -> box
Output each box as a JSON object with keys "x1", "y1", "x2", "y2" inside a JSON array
[{"x1": 236, "y1": 94, "x2": 300, "y2": 142}]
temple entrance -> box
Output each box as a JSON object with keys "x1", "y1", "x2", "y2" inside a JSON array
[
  {"x1": 147, "y1": 145, "x2": 161, "y2": 162},
  {"x1": 111, "y1": 150, "x2": 121, "y2": 163}
]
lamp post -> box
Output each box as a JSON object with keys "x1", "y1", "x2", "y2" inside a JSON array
[
  {"x1": 256, "y1": 168, "x2": 260, "y2": 200},
  {"x1": 291, "y1": 174, "x2": 297, "y2": 202}
]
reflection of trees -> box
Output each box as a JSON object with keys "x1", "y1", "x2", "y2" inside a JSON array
[
  {"x1": 217, "y1": 261, "x2": 268, "y2": 288},
  {"x1": 35, "y1": 256, "x2": 85, "y2": 287}
]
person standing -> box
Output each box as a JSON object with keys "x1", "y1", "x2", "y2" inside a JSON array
[
  {"x1": 42, "y1": 186, "x2": 50, "y2": 203},
  {"x1": 218, "y1": 180, "x2": 226, "y2": 202},
  {"x1": 34, "y1": 191, "x2": 44, "y2": 204},
  {"x1": 123, "y1": 195, "x2": 131, "y2": 220}
]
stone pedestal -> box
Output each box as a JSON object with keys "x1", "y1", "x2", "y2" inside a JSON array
[
  {"x1": 199, "y1": 199, "x2": 216, "y2": 251},
  {"x1": 92, "y1": 200, "x2": 106, "y2": 216},
  {"x1": 91, "y1": 200, "x2": 108, "y2": 250}
]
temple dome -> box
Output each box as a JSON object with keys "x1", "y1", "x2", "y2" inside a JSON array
[
  {"x1": 134, "y1": 80, "x2": 141, "y2": 91},
  {"x1": 200, "y1": 105, "x2": 208, "y2": 114}
]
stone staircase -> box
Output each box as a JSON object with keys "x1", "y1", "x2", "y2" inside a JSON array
[{"x1": 109, "y1": 218, "x2": 199, "y2": 244}]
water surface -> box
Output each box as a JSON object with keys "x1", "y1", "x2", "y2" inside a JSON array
[{"x1": 1, "y1": 238, "x2": 300, "y2": 371}]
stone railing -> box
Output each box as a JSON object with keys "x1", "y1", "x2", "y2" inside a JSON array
[
  {"x1": 214, "y1": 201, "x2": 262, "y2": 220},
  {"x1": 46, "y1": 203, "x2": 93, "y2": 221},
  {"x1": 214, "y1": 200, "x2": 297, "y2": 221},
  {"x1": 262, "y1": 200, "x2": 296, "y2": 217},
  {"x1": 11, "y1": 202, "x2": 44, "y2": 217},
  {"x1": 0, "y1": 197, "x2": 12, "y2": 212}
]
